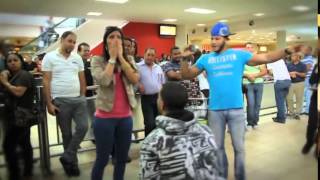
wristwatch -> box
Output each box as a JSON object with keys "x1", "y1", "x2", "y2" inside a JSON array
[
  {"x1": 284, "y1": 48, "x2": 292, "y2": 55},
  {"x1": 109, "y1": 58, "x2": 116, "y2": 64}
]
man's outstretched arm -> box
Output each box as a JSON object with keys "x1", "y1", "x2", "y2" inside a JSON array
[{"x1": 248, "y1": 45, "x2": 301, "y2": 66}]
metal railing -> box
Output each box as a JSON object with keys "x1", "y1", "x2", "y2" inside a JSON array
[{"x1": 0, "y1": 78, "x2": 278, "y2": 174}]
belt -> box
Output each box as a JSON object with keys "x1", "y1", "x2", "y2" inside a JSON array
[{"x1": 142, "y1": 93, "x2": 158, "y2": 97}]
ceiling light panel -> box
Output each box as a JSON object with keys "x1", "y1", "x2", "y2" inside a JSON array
[
  {"x1": 96, "y1": 0, "x2": 129, "y2": 4},
  {"x1": 184, "y1": 8, "x2": 216, "y2": 14}
]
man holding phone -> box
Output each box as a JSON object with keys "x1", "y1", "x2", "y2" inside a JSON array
[{"x1": 42, "y1": 31, "x2": 88, "y2": 177}]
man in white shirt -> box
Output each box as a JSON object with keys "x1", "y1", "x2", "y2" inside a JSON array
[
  {"x1": 42, "y1": 31, "x2": 88, "y2": 177},
  {"x1": 267, "y1": 59, "x2": 291, "y2": 123},
  {"x1": 137, "y1": 48, "x2": 165, "y2": 136}
]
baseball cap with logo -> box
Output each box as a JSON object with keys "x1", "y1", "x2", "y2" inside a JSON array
[{"x1": 211, "y1": 22, "x2": 236, "y2": 37}]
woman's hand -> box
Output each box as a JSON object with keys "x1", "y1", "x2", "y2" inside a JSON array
[
  {"x1": 117, "y1": 40, "x2": 124, "y2": 60},
  {"x1": 108, "y1": 40, "x2": 118, "y2": 60},
  {"x1": 0, "y1": 70, "x2": 10, "y2": 84}
]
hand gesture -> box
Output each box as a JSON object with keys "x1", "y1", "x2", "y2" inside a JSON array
[
  {"x1": 289, "y1": 72, "x2": 297, "y2": 78},
  {"x1": 47, "y1": 103, "x2": 60, "y2": 116},
  {"x1": 117, "y1": 40, "x2": 123, "y2": 59},
  {"x1": 247, "y1": 74, "x2": 256, "y2": 82},
  {"x1": 138, "y1": 84, "x2": 145, "y2": 94},
  {"x1": 287, "y1": 45, "x2": 303, "y2": 54},
  {"x1": 108, "y1": 40, "x2": 118, "y2": 60},
  {"x1": 0, "y1": 70, "x2": 10, "y2": 84}
]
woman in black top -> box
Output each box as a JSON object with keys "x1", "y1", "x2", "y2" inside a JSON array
[{"x1": 0, "y1": 53, "x2": 34, "y2": 180}]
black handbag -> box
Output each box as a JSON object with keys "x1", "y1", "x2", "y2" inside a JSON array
[
  {"x1": 8, "y1": 71, "x2": 40, "y2": 127},
  {"x1": 14, "y1": 106, "x2": 39, "y2": 127}
]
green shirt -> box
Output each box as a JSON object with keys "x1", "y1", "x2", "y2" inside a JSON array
[{"x1": 243, "y1": 65, "x2": 264, "y2": 84}]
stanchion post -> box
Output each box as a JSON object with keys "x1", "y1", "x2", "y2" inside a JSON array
[{"x1": 36, "y1": 81, "x2": 53, "y2": 176}]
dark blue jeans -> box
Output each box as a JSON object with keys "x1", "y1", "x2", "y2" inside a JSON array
[
  {"x1": 244, "y1": 83, "x2": 264, "y2": 126},
  {"x1": 274, "y1": 80, "x2": 291, "y2": 122},
  {"x1": 91, "y1": 116, "x2": 133, "y2": 180}
]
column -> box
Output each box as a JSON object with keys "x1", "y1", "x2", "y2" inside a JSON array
[
  {"x1": 175, "y1": 25, "x2": 188, "y2": 48},
  {"x1": 276, "y1": 30, "x2": 287, "y2": 49}
]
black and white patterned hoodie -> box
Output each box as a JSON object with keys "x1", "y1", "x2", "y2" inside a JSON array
[{"x1": 140, "y1": 110, "x2": 225, "y2": 180}]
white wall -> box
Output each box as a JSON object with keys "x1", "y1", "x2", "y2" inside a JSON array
[{"x1": 0, "y1": 24, "x2": 41, "y2": 37}]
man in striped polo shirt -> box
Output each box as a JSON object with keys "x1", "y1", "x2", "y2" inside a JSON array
[{"x1": 300, "y1": 45, "x2": 316, "y2": 114}]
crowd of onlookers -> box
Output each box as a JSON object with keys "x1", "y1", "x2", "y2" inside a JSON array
[{"x1": 0, "y1": 22, "x2": 318, "y2": 180}]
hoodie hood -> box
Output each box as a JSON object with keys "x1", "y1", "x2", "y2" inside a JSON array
[{"x1": 156, "y1": 110, "x2": 196, "y2": 135}]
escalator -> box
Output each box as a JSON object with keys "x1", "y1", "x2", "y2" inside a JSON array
[
  {"x1": 20, "y1": 18, "x2": 128, "y2": 55},
  {"x1": 19, "y1": 17, "x2": 87, "y2": 54}
]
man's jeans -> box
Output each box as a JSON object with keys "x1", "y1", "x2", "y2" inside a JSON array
[
  {"x1": 274, "y1": 80, "x2": 291, "y2": 122},
  {"x1": 244, "y1": 83, "x2": 264, "y2": 126},
  {"x1": 208, "y1": 109, "x2": 246, "y2": 180},
  {"x1": 303, "y1": 77, "x2": 312, "y2": 113},
  {"x1": 53, "y1": 96, "x2": 88, "y2": 164}
]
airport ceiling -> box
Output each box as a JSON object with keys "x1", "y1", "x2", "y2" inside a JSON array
[{"x1": 0, "y1": 0, "x2": 318, "y2": 41}]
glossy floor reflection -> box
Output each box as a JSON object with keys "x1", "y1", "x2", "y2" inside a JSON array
[{"x1": 0, "y1": 114, "x2": 318, "y2": 180}]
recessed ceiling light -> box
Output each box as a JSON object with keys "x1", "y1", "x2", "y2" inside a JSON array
[
  {"x1": 254, "y1": 13, "x2": 265, "y2": 17},
  {"x1": 197, "y1": 24, "x2": 206, "y2": 26},
  {"x1": 95, "y1": 0, "x2": 128, "y2": 4},
  {"x1": 219, "y1": 19, "x2": 228, "y2": 22},
  {"x1": 184, "y1": 8, "x2": 216, "y2": 14},
  {"x1": 163, "y1": 19, "x2": 177, "y2": 22},
  {"x1": 292, "y1": 5, "x2": 310, "y2": 12},
  {"x1": 87, "y1": 12, "x2": 102, "y2": 16}
]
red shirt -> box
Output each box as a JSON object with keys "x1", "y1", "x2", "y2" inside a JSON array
[{"x1": 95, "y1": 72, "x2": 131, "y2": 118}]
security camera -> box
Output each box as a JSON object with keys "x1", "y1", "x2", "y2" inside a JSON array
[{"x1": 249, "y1": 20, "x2": 255, "y2": 26}]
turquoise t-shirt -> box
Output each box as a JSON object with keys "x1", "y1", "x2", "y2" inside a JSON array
[{"x1": 195, "y1": 49, "x2": 253, "y2": 110}]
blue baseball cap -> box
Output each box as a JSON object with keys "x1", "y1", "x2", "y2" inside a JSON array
[{"x1": 211, "y1": 22, "x2": 235, "y2": 37}]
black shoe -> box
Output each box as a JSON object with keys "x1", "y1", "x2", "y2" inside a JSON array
[
  {"x1": 302, "y1": 143, "x2": 313, "y2": 154},
  {"x1": 112, "y1": 157, "x2": 116, "y2": 165},
  {"x1": 23, "y1": 171, "x2": 33, "y2": 178},
  {"x1": 70, "y1": 164, "x2": 80, "y2": 177},
  {"x1": 294, "y1": 115, "x2": 301, "y2": 120},
  {"x1": 91, "y1": 139, "x2": 96, "y2": 144},
  {"x1": 273, "y1": 117, "x2": 285, "y2": 124},
  {"x1": 9, "y1": 172, "x2": 21, "y2": 180},
  {"x1": 59, "y1": 157, "x2": 74, "y2": 177},
  {"x1": 126, "y1": 156, "x2": 132, "y2": 163}
]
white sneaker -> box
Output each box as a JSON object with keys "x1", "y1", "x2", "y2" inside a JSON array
[
  {"x1": 246, "y1": 126, "x2": 253, "y2": 131},
  {"x1": 252, "y1": 125, "x2": 259, "y2": 130}
]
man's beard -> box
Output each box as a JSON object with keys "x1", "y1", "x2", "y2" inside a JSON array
[
  {"x1": 214, "y1": 41, "x2": 226, "y2": 54},
  {"x1": 64, "y1": 48, "x2": 73, "y2": 54}
]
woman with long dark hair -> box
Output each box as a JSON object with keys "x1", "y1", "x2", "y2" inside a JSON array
[
  {"x1": 90, "y1": 26, "x2": 140, "y2": 180},
  {"x1": 0, "y1": 53, "x2": 34, "y2": 180}
]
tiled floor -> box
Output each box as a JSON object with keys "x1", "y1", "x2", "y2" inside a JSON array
[{"x1": 0, "y1": 114, "x2": 318, "y2": 180}]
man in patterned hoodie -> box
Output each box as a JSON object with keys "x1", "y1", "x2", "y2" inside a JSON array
[{"x1": 140, "y1": 82, "x2": 224, "y2": 180}]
